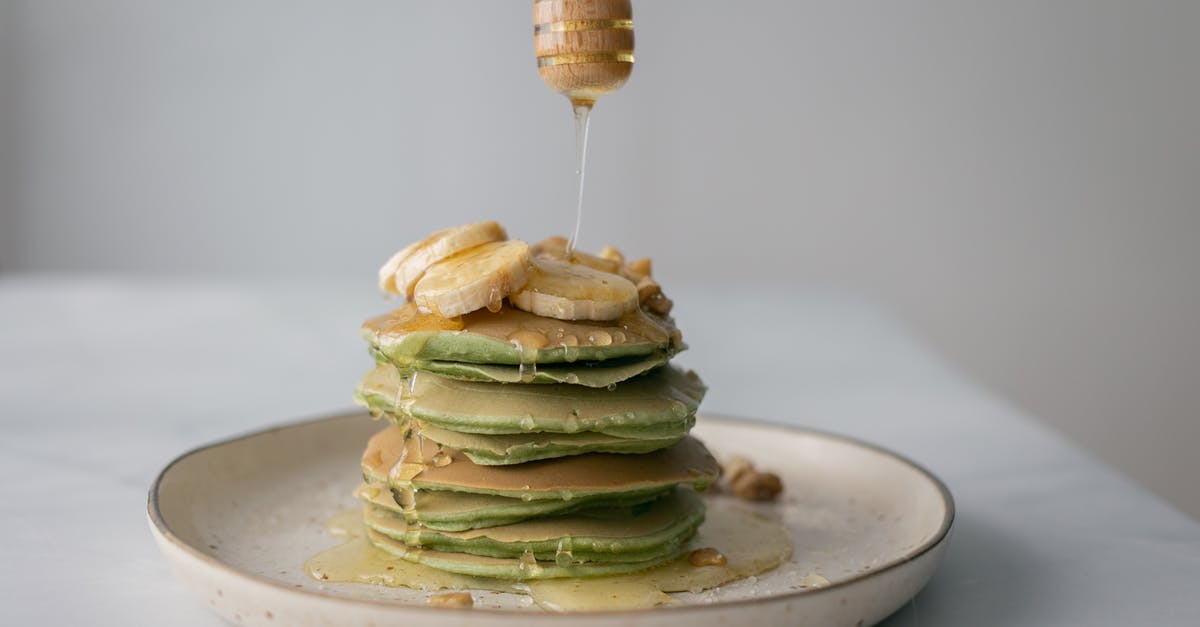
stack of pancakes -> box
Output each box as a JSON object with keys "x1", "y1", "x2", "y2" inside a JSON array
[{"x1": 352, "y1": 223, "x2": 719, "y2": 579}]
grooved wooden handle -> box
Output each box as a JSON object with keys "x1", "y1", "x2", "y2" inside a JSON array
[{"x1": 533, "y1": 0, "x2": 634, "y2": 106}]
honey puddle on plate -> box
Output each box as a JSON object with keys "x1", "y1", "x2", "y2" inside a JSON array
[{"x1": 305, "y1": 497, "x2": 792, "y2": 611}]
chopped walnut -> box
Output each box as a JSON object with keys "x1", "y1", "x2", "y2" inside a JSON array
[
  {"x1": 626, "y1": 257, "x2": 652, "y2": 280},
  {"x1": 428, "y1": 591, "x2": 473, "y2": 608},
  {"x1": 723, "y1": 456, "x2": 752, "y2": 481},
  {"x1": 645, "y1": 293, "x2": 673, "y2": 316},
  {"x1": 625, "y1": 266, "x2": 672, "y2": 316},
  {"x1": 598, "y1": 245, "x2": 624, "y2": 265},
  {"x1": 636, "y1": 276, "x2": 662, "y2": 301},
  {"x1": 688, "y1": 547, "x2": 728, "y2": 567},
  {"x1": 799, "y1": 573, "x2": 831, "y2": 589},
  {"x1": 732, "y1": 470, "x2": 783, "y2": 501},
  {"x1": 722, "y1": 455, "x2": 784, "y2": 502}
]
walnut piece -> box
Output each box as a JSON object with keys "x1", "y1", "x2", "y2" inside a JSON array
[
  {"x1": 731, "y1": 470, "x2": 783, "y2": 501},
  {"x1": 626, "y1": 257, "x2": 652, "y2": 279},
  {"x1": 598, "y1": 245, "x2": 624, "y2": 265},
  {"x1": 636, "y1": 276, "x2": 662, "y2": 301},
  {"x1": 630, "y1": 268, "x2": 673, "y2": 316},
  {"x1": 428, "y1": 591, "x2": 473, "y2": 608},
  {"x1": 688, "y1": 547, "x2": 728, "y2": 567},
  {"x1": 645, "y1": 293, "x2": 673, "y2": 316},
  {"x1": 722, "y1": 455, "x2": 784, "y2": 502},
  {"x1": 800, "y1": 573, "x2": 831, "y2": 589}
]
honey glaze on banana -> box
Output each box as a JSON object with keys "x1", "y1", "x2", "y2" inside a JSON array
[
  {"x1": 365, "y1": 301, "x2": 677, "y2": 351},
  {"x1": 305, "y1": 496, "x2": 793, "y2": 611}
]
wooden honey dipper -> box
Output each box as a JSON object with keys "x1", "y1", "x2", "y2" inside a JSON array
[{"x1": 533, "y1": 0, "x2": 634, "y2": 108}]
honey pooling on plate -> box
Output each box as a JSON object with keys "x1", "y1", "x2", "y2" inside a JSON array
[{"x1": 304, "y1": 221, "x2": 791, "y2": 610}]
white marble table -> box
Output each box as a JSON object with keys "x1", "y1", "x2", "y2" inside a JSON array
[{"x1": 2, "y1": 276, "x2": 1197, "y2": 625}]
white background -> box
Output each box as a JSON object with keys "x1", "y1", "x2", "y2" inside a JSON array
[{"x1": 1, "y1": 1, "x2": 1197, "y2": 517}]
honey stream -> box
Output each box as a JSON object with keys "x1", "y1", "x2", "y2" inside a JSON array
[{"x1": 567, "y1": 102, "x2": 592, "y2": 258}]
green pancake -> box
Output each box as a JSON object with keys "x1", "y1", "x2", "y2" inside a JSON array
[
  {"x1": 361, "y1": 425, "x2": 719, "y2": 501},
  {"x1": 355, "y1": 364, "x2": 705, "y2": 438},
  {"x1": 362, "y1": 489, "x2": 704, "y2": 563},
  {"x1": 413, "y1": 421, "x2": 683, "y2": 465},
  {"x1": 366, "y1": 528, "x2": 687, "y2": 580},
  {"x1": 375, "y1": 351, "x2": 672, "y2": 388},
  {"x1": 356, "y1": 483, "x2": 672, "y2": 532},
  {"x1": 363, "y1": 303, "x2": 681, "y2": 366}
]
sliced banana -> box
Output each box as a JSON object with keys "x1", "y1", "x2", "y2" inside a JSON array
[
  {"x1": 509, "y1": 257, "x2": 638, "y2": 322},
  {"x1": 413, "y1": 240, "x2": 531, "y2": 318},
  {"x1": 530, "y1": 236, "x2": 622, "y2": 275},
  {"x1": 378, "y1": 221, "x2": 507, "y2": 297}
]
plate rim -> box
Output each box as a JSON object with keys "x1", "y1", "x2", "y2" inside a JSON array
[{"x1": 147, "y1": 410, "x2": 955, "y2": 617}]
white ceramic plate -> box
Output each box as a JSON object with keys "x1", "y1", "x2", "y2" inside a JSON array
[{"x1": 149, "y1": 412, "x2": 953, "y2": 626}]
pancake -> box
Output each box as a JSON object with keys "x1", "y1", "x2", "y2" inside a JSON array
[
  {"x1": 362, "y1": 489, "x2": 704, "y2": 563},
  {"x1": 355, "y1": 364, "x2": 704, "y2": 438},
  {"x1": 387, "y1": 352, "x2": 672, "y2": 388},
  {"x1": 363, "y1": 303, "x2": 681, "y2": 366},
  {"x1": 361, "y1": 424, "x2": 719, "y2": 500},
  {"x1": 366, "y1": 528, "x2": 686, "y2": 580},
  {"x1": 414, "y1": 421, "x2": 684, "y2": 465},
  {"x1": 356, "y1": 483, "x2": 671, "y2": 531}
]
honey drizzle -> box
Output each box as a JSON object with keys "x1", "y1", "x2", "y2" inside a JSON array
[
  {"x1": 566, "y1": 102, "x2": 592, "y2": 258},
  {"x1": 304, "y1": 497, "x2": 792, "y2": 612}
]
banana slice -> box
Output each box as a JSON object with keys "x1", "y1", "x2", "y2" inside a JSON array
[
  {"x1": 378, "y1": 221, "x2": 508, "y2": 297},
  {"x1": 530, "y1": 236, "x2": 622, "y2": 275},
  {"x1": 413, "y1": 240, "x2": 532, "y2": 318},
  {"x1": 509, "y1": 257, "x2": 638, "y2": 321}
]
